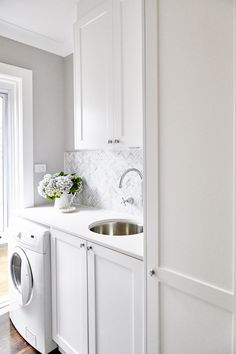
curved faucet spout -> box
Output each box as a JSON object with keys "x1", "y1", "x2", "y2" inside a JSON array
[{"x1": 118, "y1": 168, "x2": 143, "y2": 189}]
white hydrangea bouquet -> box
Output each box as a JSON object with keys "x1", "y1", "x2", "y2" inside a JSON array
[{"x1": 38, "y1": 172, "x2": 83, "y2": 209}]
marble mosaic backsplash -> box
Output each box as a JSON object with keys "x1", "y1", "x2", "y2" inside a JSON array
[{"x1": 64, "y1": 149, "x2": 143, "y2": 216}]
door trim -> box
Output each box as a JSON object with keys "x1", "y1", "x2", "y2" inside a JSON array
[{"x1": 143, "y1": 0, "x2": 159, "y2": 353}]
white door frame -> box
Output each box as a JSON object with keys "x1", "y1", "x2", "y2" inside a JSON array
[
  {"x1": 0, "y1": 63, "x2": 33, "y2": 211},
  {"x1": 143, "y1": 0, "x2": 159, "y2": 353}
]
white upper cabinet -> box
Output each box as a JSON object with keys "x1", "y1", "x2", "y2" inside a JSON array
[
  {"x1": 74, "y1": 2, "x2": 113, "y2": 149},
  {"x1": 74, "y1": 0, "x2": 143, "y2": 149},
  {"x1": 112, "y1": 0, "x2": 143, "y2": 147}
]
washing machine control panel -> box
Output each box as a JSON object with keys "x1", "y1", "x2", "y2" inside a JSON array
[{"x1": 10, "y1": 218, "x2": 50, "y2": 254}]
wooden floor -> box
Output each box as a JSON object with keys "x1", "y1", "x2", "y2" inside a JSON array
[
  {"x1": 0, "y1": 312, "x2": 60, "y2": 353},
  {"x1": 0, "y1": 243, "x2": 8, "y2": 305}
]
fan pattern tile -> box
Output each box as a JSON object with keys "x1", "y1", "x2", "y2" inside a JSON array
[{"x1": 64, "y1": 149, "x2": 143, "y2": 216}]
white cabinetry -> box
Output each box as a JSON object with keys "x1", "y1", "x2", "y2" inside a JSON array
[
  {"x1": 74, "y1": 0, "x2": 143, "y2": 149},
  {"x1": 51, "y1": 229, "x2": 88, "y2": 354},
  {"x1": 112, "y1": 0, "x2": 143, "y2": 148},
  {"x1": 51, "y1": 229, "x2": 144, "y2": 354},
  {"x1": 74, "y1": 2, "x2": 113, "y2": 149},
  {"x1": 145, "y1": 0, "x2": 236, "y2": 353},
  {"x1": 87, "y1": 242, "x2": 144, "y2": 354}
]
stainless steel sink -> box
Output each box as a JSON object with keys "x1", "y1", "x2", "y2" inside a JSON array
[{"x1": 89, "y1": 219, "x2": 143, "y2": 236}]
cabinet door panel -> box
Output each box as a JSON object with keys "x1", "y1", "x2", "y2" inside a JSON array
[
  {"x1": 87, "y1": 243, "x2": 144, "y2": 354},
  {"x1": 51, "y1": 229, "x2": 88, "y2": 354},
  {"x1": 146, "y1": 0, "x2": 236, "y2": 353},
  {"x1": 113, "y1": 0, "x2": 143, "y2": 147},
  {"x1": 74, "y1": 2, "x2": 113, "y2": 149}
]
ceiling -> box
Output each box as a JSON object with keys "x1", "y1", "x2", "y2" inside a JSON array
[{"x1": 0, "y1": 0, "x2": 78, "y2": 57}]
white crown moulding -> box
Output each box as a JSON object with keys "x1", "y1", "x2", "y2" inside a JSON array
[{"x1": 0, "y1": 18, "x2": 73, "y2": 57}]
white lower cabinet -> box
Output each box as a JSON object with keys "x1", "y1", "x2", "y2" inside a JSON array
[
  {"x1": 51, "y1": 229, "x2": 88, "y2": 354},
  {"x1": 87, "y1": 242, "x2": 144, "y2": 354},
  {"x1": 51, "y1": 229, "x2": 144, "y2": 354}
]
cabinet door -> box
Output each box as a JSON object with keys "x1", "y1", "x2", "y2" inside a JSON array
[
  {"x1": 146, "y1": 0, "x2": 236, "y2": 353},
  {"x1": 51, "y1": 229, "x2": 88, "y2": 354},
  {"x1": 87, "y1": 243, "x2": 144, "y2": 354},
  {"x1": 74, "y1": 1, "x2": 113, "y2": 149},
  {"x1": 113, "y1": 0, "x2": 143, "y2": 147}
]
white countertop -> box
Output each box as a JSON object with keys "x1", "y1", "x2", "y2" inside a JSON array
[{"x1": 19, "y1": 205, "x2": 143, "y2": 260}]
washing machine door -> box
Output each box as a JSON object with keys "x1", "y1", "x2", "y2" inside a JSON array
[{"x1": 10, "y1": 247, "x2": 33, "y2": 306}]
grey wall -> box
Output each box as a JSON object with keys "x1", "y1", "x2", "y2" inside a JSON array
[{"x1": 0, "y1": 35, "x2": 66, "y2": 205}]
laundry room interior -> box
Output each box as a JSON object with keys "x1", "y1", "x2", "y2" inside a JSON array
[{"x1": 0, "y1": 0, "x2": 236, "y2": 353}]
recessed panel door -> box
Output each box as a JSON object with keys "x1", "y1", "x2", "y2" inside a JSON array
[
  {"x1": 146, "y1": 0, "x2": 236, "y2": 353},
  {"x1": 87, "y1": 243, "x2": 144, "y2": 354}
]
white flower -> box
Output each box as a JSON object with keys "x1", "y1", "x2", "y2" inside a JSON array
[
  {"x1": 38, "y1": 172, "x2": 83, "y2": 200},
  {"x1": 43, "y1": 174, "x2": 51, "y2": 180}
]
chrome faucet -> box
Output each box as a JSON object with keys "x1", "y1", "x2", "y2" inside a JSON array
[
  {"x1": 118, "y1": 168, "x2": 143, "y2": 206},
  {"x1": 119, "y1": 168, "x2": 143, "y2": 189}
]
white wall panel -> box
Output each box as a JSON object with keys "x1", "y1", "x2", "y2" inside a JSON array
[
  {"x1": 160, "y1": 285, "x2": 232, "y2": 354},
  {"x1": 159, "y1": 0, "x2": 234, "y2": 291},
  {"x1": 145, "y1": 0, "x2": 236, "y2": 352}
]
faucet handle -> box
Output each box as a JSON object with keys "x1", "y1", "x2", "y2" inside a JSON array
[{"x1": 121, "y1": 197, "x2": 134, "y2": 206}]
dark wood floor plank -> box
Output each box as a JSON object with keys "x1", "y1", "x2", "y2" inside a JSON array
[
  {"x1": 0, "y1": 244, "x2": 9, "y2": 304},
  {"x1": 0, "y1": 312, "x2": 60, "y2": 354}
]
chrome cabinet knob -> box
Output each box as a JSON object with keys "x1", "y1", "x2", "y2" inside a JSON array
[
  {"x1": 107, "y1": 139, "x2": 113, "y2": 144},
  {"x1": 80, "y1": 243, "x2": 85, "y2": 248},
  {"x1": 87, "y1": 245, "x2": 93, "y2": 251},
  {"x1": 148, "y1": 269, "x2": 155, "y2": 277},
  {"x1": 114, "y1": 139, "x2": 120, "y2": 144}
]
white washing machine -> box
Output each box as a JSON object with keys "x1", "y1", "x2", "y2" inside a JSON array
[{"x1": 8, "y1": 218, "x2": 57, "y2": 354}]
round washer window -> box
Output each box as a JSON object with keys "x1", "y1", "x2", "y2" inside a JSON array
[
  {"x1": 10, "y1": 248, "x2": 33, "y2": 306},
  {"x1": 11, "y1": 252, "x2": 22, "y2": 293}
]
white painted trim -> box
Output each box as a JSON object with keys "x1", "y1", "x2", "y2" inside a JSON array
[
  {"x1": 158, "y1": 268, "x2": 234, "y2": 312},
  {"x1": 144, "y1": 0, "x2": 159, "y2": 353},
  {"x1": 0, "y1": 19, "x2": 73, "y2": 57},
  {"x1": 232, "y1": 1, "x2": 236, "y2": 351},
  {"x1": 141, "y1": 0, "x2": 147, "y2": 351},
  {"x1": 0, "y1": 62, "x2": 34, "y2": 210}
]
